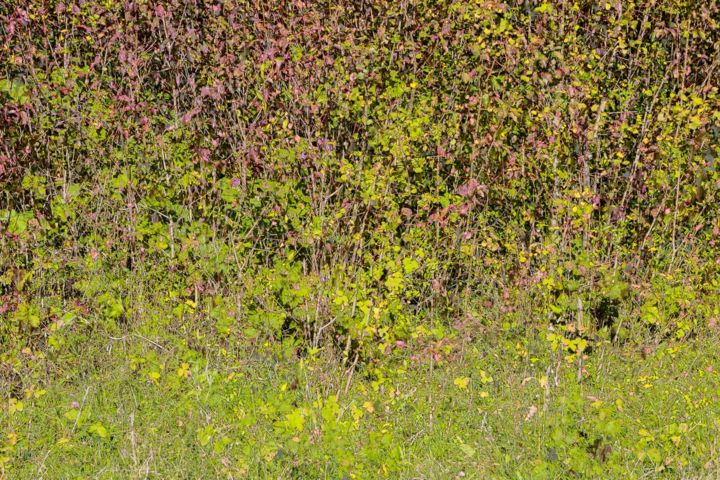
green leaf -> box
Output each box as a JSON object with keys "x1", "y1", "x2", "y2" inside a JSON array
[
  {"x1": 88, "y1": 421, "x2": 109, "y2": 439},
  {"x1": 285, "y1": 409, "x2": 305, "y2": 432},
  {"x1": 6, "y1": 210, "x2": 34, "y2": 234},
  {"x1": 402, "y1": 257, "x2": 420, "y2": 274},
  {"x1": 641, "y1": 304, "x2": 660, "y2": 325},
  {"x1": 385, "y1": 272, "x2": 404, "y2": 292},
  {"x1": 455, "y1": 436, "x2": 476, "y2": 457},
  {"x1": 196, "y1": 425, "x2": 214, "y2": 447},
  {"x1": 646, "y1": 447, "x2": 662, "y2": 464}
]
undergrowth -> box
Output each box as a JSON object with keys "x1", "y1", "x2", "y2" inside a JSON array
[{"x1": 1, "y1": 1, "x2": 719, "y2": 478}]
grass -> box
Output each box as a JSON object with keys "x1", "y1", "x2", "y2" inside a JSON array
[{"x1": 3, "y1": 317, "x2": 720, "y2": 479}]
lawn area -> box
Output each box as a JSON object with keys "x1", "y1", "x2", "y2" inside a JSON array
[{"x1": 4, "y1": 319, "x2": 720, "y2": 478}]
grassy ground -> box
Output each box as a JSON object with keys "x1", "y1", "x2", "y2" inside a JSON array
[{"x1": 3, "y1": 318, "x2": 720, "y2": 479}]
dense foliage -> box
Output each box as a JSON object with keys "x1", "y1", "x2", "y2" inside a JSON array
[
  {"x1": 3, "y1": 0, "x2": 719, "y2": 357},
  {"x1": 1, "y1": 1, "x2": 719, "y2": 477}
]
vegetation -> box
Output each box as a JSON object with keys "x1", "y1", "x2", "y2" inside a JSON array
[{"x1": 1, "y1": 0, "x2": 719, "y2": 478}]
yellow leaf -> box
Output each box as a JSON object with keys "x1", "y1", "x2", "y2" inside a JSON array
[
  {"x1": 454, "y1": 377, "x2": 470, "y2": 390},
  {"x1": 8, "y1": 400, "x2": 23, "y2": 414},
  {"x1": 176, "y1": 363, "x2": 190, "y2": 377}
]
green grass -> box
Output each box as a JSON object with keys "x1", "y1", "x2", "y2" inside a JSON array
[{"x1": 3, "y1": 321, "x2": 720, "y2": 479}]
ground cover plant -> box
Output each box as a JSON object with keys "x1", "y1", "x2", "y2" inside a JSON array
[{"x1": 1, "y1": 0, "x2": 719, "y2": 478}]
